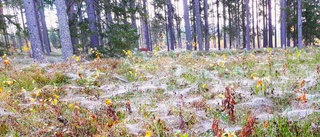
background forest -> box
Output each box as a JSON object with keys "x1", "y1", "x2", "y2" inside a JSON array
[
  {"x1": 0, "y1": 0, "x2": 320, "y2": 137},
  {"x1": 0, "y1": 0, "x2": 319, "y2": 60}
]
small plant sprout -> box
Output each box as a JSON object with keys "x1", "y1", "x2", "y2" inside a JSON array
[{"x1": 222, "y1": 87, "x2": 236, "y2": 122}]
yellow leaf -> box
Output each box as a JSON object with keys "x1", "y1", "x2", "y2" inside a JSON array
[
  {"x1": 53, "y1": 94, "x2": 60, "y2": 99},
  {"x1": 68, "y1": 103, "x2": 74, "y2": 108},
  {"x1": 22, "y1": 45, "x2": 29, "y2": 52},
  {"x1": 218, "y1": 94, "x2": 225, "y2": 99},
  {"x1": 30, "y1": 97, "x2": 35, "y2": 103},
  {"x1": 222, "y1": 54, "x2": 227, "y2": 60},
  {"x1": 51, "y1": 99, "x2": 58, "y2": 105},
  {"x1": 145, "y1": 131, "x2": 152, "y2": 137},
  {"x1": 21, "y1": 88, "x2": 26, "y2": 93},
  {"x1": 202, "y1": 84, "x2": 207, "y2": 89},
  {"x1": 5, "y1": 80, "x2": 14, "y2": 85},
  {"x1": 76, "y1": 56, "x2": 81, "y2": 62},
  {"x1": 3, "y1": 60, "x2": 10, "y2": 65},
  {"x1": 105, "y1": 99, "x2": 112, "y2": 105}
]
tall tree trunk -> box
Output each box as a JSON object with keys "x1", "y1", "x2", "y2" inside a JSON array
[
  {"x1": 222, "y1": 0, "x2": 227, "y2": 49},
  {"x1": 183, "y1": 0, "x2": 192, "y2": 50},
  {"x1": 192, "y1": 1, "x2": 197, "y2": 51},
  {"x1": 256, "y1": 0, "x2": 260, "y2": 48},
  {"x1": 204, "y1": 0, "x2": 209, "y2": 51},
  {"x1": 167, "y1": 0, "x2": 175, "y2": 50},
  {"x1": 228, "y1": 3, "x2": 232, "y2": 49},
  {"x1": 274, "y1": 0, "x2": 277, "y2": 48},
  {"x1": 194, "y1": 0, "x2": 203, "y2": 51},
  {"x1": 252, "y1": 0, "x2": 255, "y2": 48},
  {"x1": 176, "y1": 19, "x2": 182, "y2": 49},
  {"x1": 130, "y1": 0, "x2": 138, "y2": 48},
  {"x1": 96, "y1": 6, "x2": 104, "y2": 47},
  {"x1": 143, "y1": 0, "x2": 151, "y2": 50},
  {"x1": 217, "y1": 0, "x2": 221, "y2": 50},
  {"x1": 242, "y1": 0, "x2": 246, "y2": 48},
  {"x1": 56, "y1": 0, "x2": 74, "y2": 60},
  {"x1": 245, "y1": 0, "x2": 250, "y2": 50},
  {"x1": 268, "y1": 0, "x2": 273, "y2": 48},
  {"x1": 297, "y1": 0, "x2": 302, "y2": 49},
  {"x1": 33, "y1": 0, "x2": 44, "y2": 52},
  {"x1": 85, "y1": 0, "x2": 99, "y2": 48},
  {"x1": 280, "y1": 0, "x2": 287, "y2": 49},
  {"x1": 105, "y1": 0, "x2": 113, "y2": 33},
  {"x1": 66, "y1": 0, "x2": 78, "y2": 52},
  {"x1": 39, "y1": 0, "x2": 51, "y2": 55},
  {"x1": 77, "y1": 3, "x2": 88, "y2": 52},
  {"x1": 263, "y1": 0, "x2": 267, "y2": 47},
  {"x1": 20, "y1": 4, "x2": 29, "y2": 48},
  {"x1": 236, "y1": 1, "x2": 240, "y2": 48},
  {"x1": 23, "y1": 0, "x2": 45, "y2": 62}
]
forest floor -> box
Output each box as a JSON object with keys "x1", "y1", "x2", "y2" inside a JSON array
[{"x1": 0, "y1": 47, "x2": 320, "y2": 137}]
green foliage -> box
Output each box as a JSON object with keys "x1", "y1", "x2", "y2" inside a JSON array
[
  {"x1": 48, "y1": 28, "x2": 60, "y2": 48},
  {"x1": 254, "y1": 115, "x2": 318, "y2": 137},
  {"x1": 100, "y1": 24, "x2": 139, "y2": 57}
]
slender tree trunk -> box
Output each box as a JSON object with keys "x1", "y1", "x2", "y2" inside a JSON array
[
  {"x1": 130, "y1": 0, "x2": 138, "y2": 48},
  {"x1": 96, "y1": 6, "x2": 104, "y2": 47},
  {"x1": 33, "y1": 0, "x2": 44, "y2": 52},
  {"x1": 256, "y1": 0, "x2": 260, "y2": 48},
  {"x1": 56, "y1": 0, "x2": 73, "y2": 60},
  {"x1": 252, "y1": 0, "x2": 255, "y2": 48},
  {"x1": 268, "y1": 0, "x2": 273, "y2": 48},
  {"x1": 280, "y1": 0, "x2": 287, "y2": 49},
  {"x1": 228, "y1": 3, "x2": 232, "y2": 49},
  {"x1": 204, "y1": 0, "x2": 209, "y2": 51},
  {"x1": 217, "y1": 0, "x2": 221, "y2": 50},
  {"x1": 192, "y1": 1, "x2": 197, "y2": 51},
  {"x1": 105, "y1": 0, "x2": 113, "y2": 33},
  {"x1": 274, "y1": 0, "x2": 277, "y2": 48},
  {"x1": 23, "y1": 0, "x2": 45, "y2": 62},
  {"x1": 222, "y1": 0, "x2": 227, "y2": 49},
  {"x1": 242, "y1": 0, "x2": 246, "y2": 48},
  {"x1": 194, "y1": 0, "x2": 203, "y2": 51},
  {"x1": 245, "y1": 0, "x2": 250, "y2": 50},
  {"x1": 183, "y1": 0, "x2": 192, "y2": 50},
  {"x1": 297, "y1": 0, "x2": 302, "y2": 49},
  {"x1": 236, "y1": 1, "x2": 240, "y2": 48},
  {"x1": 86, "y1": 0, "x2": 99, "y2": 48},
  {"x1": 167, "y1": 0, "x2": 175, "y2": 50},
  {"x1": 20, "y1": 4, "x2": 29, "y2": 48},
  {"x1": 175, "y1": 13, "x2": 182, "y2": 49},
  {"x1": 143, "y1": 0, "x2": 151, "y2": 50},
  {"x1": 39, "y1": 0, "x2": 51, "y2": 55},
  {"x1": 263, "y1": 0, "x2": 267, "y2": 47}
]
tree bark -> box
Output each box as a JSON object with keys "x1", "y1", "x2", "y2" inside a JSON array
[
  {"x1": 143, "y1": 0, "x2": 151, "y2": 50},
  {"x1": 252, "y1": 0, "x2": 255, "y2": 48},
  {"x1": 217, "y1": 0, "x2": 221, "y2": 50},
  {"x1": 204, "y1": 0, "x2": 210, "y2": 51},
  {"x1": 297, "y1": 0, "x2": 302, "y2": 49},
  {"x1": 56, "y1": 0, "x2": 74, "y2": 60},
  {"x1": 280, "y1": 0, "x2": 287, "y2": 49},
  {"x1": 85, "y1": 0, "x2": 99, "y2": 48},
  {"x1": 268, "y1": 0, "x2": 273, "y2": 48},
  {"x1": 23, "y1": 0, "x2": 45, "y2": 62},
  {"x1": 223, "y1": 0, "x2": 227, "y2": 49},
  {"x1": 167, "y1": 0, "x2": 175, "y2": 50},
  {"x1": 245, "y1": 0, "x2": 250, "y2": 50},
  {"x1": 39, "y1": 0, "x2": 51, "y2": 55},
  {"x1": 194, "y1": 0, "x2": 203, "y2": 50},
  {"x1": 183, "y1": 0, "x2": 192, "y2": 50}
]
